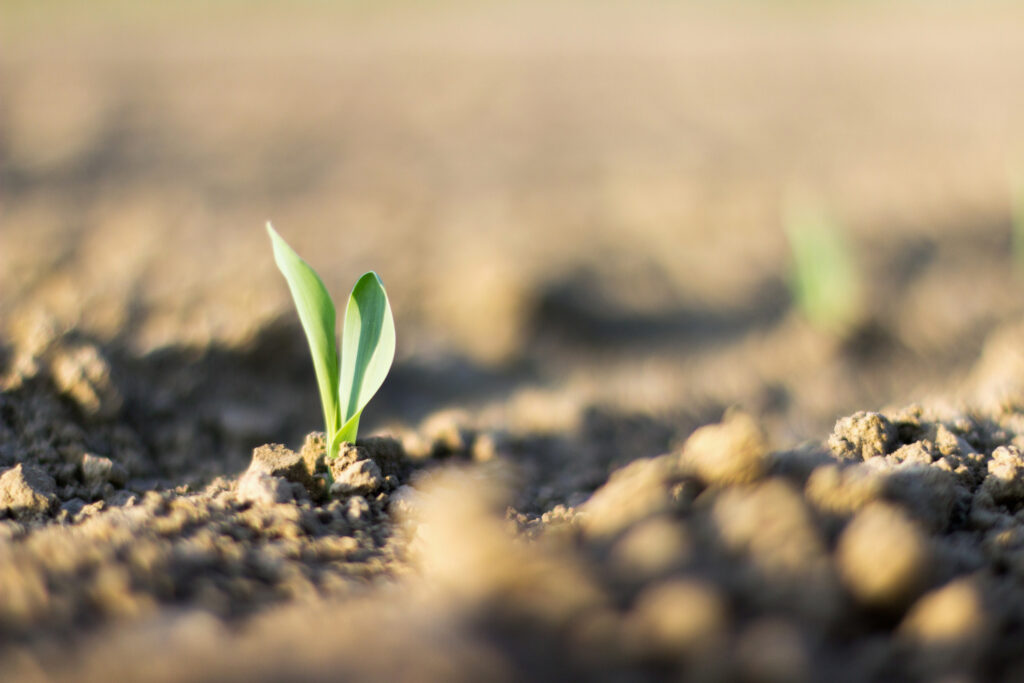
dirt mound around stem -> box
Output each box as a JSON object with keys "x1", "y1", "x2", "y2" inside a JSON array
[
  {"x1": 6, "y1": 391, "x2": 1024, "y2": 681},
  {"x1": 0, "y1": 435, "x2": 414, "y2": 641}
]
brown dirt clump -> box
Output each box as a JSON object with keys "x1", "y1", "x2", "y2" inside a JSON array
[{"x1": 836, "y1": 502, "x2": 931, "y2": 609}]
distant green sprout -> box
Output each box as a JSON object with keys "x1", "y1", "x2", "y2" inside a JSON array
[
  {"x1": 267, "y1": 223, "x2": 395, "y2": 462},
  {"x1": 783, "y1": 200, "x2": 863, "y2": 336},
  {"x1": 1011, "y1": 171, "x2": 1024, "y2": 277}
]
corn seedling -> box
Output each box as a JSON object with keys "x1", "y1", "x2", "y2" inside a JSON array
[
  {"x1": 267, "y1": 223, "x2": 395, "y2": 461},
  {"x1": 783, "y1": 200, "x2": 862, "y2": 336},
  {"x1": 1011, "y1": 171, "x2": 1024, "y2": 277}
]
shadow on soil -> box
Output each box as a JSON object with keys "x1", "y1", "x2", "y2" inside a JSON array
[
  {"x1": 94, "y1": 319, "x2": 535, "y2": 478},
  {"x1": 527, "y1": 269, "x2": 791, "y2": 353}
]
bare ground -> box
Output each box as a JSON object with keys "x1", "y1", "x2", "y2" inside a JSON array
[{"x1": 4, "y1": 2, "x2": 1024, "y2": 680}]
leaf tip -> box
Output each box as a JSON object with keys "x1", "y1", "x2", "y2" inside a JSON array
[
  {"x1": 359, "y1": 270, "x2": 384, "y2": 285},
  {"x1": 266, "y1": 222, "x2": 284, "y2": 244}
]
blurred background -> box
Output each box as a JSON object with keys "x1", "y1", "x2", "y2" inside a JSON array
[{"x1": 4, "y1": 0, "x2": 1024, "y2": 462}]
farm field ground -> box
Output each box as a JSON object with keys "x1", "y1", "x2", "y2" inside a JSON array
[{"x1": 4, "y1": 1, "x2": 1024, "y2": 680}]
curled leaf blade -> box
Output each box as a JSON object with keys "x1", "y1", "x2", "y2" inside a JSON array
[
  {"x1": 336, "y1": 271, "x2": 395, "y2": 444},
  {"x1": 266, "y1": 223, "x2": 341, "y2": 447}
]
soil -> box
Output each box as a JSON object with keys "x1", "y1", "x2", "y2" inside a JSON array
[{"x1": 5, "y1": 2, "x2": 1024, "y2": 681}]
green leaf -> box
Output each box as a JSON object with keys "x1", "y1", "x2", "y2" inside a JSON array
[
  {"x1": 783, "y1": 203, "x2": 861, "y2": 335},
  {"x1": 335, "y1": 271, "x2": 395, "y2": 445},
  {"x1": 1011, "y1": 170, "x2": 1024, "y2": 276},
  {"x1": 266, "y1": 223, "x2": 341, "y2": 455}
]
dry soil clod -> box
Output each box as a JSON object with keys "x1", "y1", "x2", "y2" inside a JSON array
[
  {"x1": 679, "y1": 410, "x2": 768, "y2": 486},
  {"x1": 828, "y1": 411, "x2": 898, "y2": 461},
  {"x1": 0, "y1": 463, "x2": 58, "y2": 520},
  {"x1": 836, "y1": 502, "x2": 931, "y2": 609}
]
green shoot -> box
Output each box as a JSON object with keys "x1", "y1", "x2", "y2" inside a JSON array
[
  {"x1": 783, "y1": 199, "x2": 862, "y2": 336},
  {"x1": 1011, "y1": 170, "x2": 1024, "y2": 277},
  {"x1": 267, "y1": 223, "x2": 395, "y2": 461}
]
